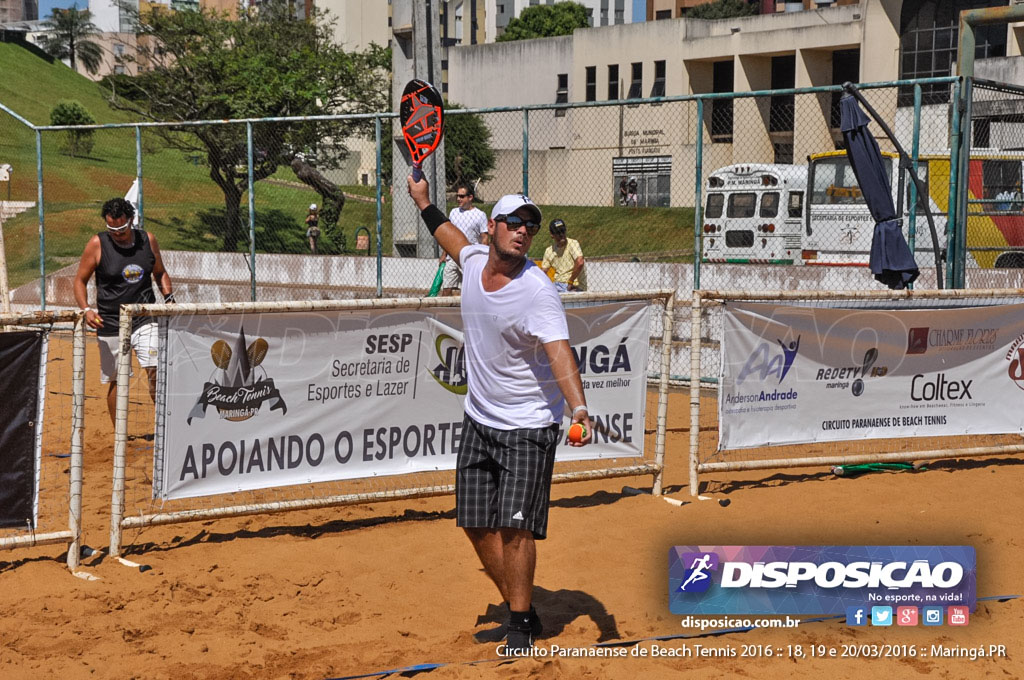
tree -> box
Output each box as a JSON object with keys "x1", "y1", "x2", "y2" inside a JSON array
[
  {"x1": 105, "y1": 3, "x2": 390, "y2": 252},
  {"x1": 686, "y1": 0, "x2": 758, "y2": 20},
  {"x1": 38, "y1": 6, "x2": 103, "y2": 75},
  {"x1": 444, "y1": 105, "x2": 496, "y2": 190},
  {"x1": 497, "y1": 2, "x2": 590, "y2": 42},
  {"x1": 50, "y1": 100, "x2": 96, "y2": 157}
]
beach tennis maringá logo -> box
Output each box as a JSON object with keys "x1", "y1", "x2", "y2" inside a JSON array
[{"x1": 187, "y1": 328, "x2": 287, "y2": 424}]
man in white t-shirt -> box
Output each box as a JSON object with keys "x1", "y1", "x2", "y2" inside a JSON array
[
  {"x1": 408, "y1": 174, "x2": 592, "y2": 655},
  {"x1": 439, "y1": 183, "x2": 489, "y2": 296}
]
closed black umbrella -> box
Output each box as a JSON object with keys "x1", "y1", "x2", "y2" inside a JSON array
[{"x1": 839, "y1": 93, "x2": 919, "y2": 289}]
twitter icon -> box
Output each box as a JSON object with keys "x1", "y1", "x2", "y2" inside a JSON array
[{"x1": 871, "y1": 606, "x2": 893, "y2": 626}]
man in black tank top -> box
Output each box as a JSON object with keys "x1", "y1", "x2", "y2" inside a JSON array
[{"x1": 73, "y1": 198, "x2": 175, "y2": 425}]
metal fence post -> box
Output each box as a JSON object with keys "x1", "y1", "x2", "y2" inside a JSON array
[
  {"x1": 945, "y1": 78, "x2": 962, "y2": 290},
  {"x1": 955, "y1": 77, "x2": 973, "y2": 289},
  {"x1": 36, "y1": 129, "x2": 45, "y2": 310},
  {"x1": 135, "y1": 126, "x2": 144, "y2": 229},
  {"x1": 375, "y1": 115, "x2": 383, "y2": 298},
  {"x1": 693, "y1": 97, "x2": 704, "y2": 291},
  {"x1": 907, "y1": 83, "x2": 922, "y2": 290},
  {"x1": 246, "y1": 122, "x2": 256, "y2": 301},
  {"x1": 522, "y1": 108, "x2": 529, "y2": 194}
]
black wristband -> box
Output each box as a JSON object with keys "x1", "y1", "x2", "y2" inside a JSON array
[
  {"x1": 164, "y1": 292, "x2": 176, "y2": 304},
  {"x1": 420, "y1": 205, "x2": 448, "y2": 235}
]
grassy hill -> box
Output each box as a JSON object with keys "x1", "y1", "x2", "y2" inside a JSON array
[{"x1": 0, "y1": 41, "x2": 693, "y2": 293}]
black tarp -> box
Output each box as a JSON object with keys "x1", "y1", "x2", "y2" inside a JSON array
[
  {"x1": 840, "y1": 94, "x2": 920, "y2": 289},
  {"x1": 0, "y1": 331, "x2": 43, "y2": 528}
]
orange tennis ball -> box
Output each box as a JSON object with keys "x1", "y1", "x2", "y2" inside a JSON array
[{"x1": 568, "y1": 423, "x2": 587, "y2": 443}]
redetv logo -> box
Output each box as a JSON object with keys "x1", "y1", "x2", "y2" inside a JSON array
[{"x1": 669, "y1": 546, "x2": 976, "y2": 616}]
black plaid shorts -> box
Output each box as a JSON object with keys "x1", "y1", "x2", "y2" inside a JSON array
[{"x1": 455, "y1": 415, "x2": 560, "y2": 540}]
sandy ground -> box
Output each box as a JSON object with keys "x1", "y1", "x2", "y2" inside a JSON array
[{"x1": 2, "y1": 353, "x2": 1023, "y2": 680}]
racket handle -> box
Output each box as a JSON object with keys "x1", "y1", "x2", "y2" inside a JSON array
[{"x1": 412, "y1": 163, "x2": 423, "y2": 182}]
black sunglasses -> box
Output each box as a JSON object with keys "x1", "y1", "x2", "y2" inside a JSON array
[
  {"x1": 456, "y1": 193, "x2": 469, "y2": 198},
  {"x1": 496, "y1": 214, "x2": 541, "y2": 235}
]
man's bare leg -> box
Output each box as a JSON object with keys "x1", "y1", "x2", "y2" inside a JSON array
[
  {"x1": 106, "y1": 382, "x2": 117, "y2": 426},
  {"x1": 464, "y1": 527, "x2": 509, "y2": 601},
  {"x1": 500, "y1": 528, "x2": 536, "y2": 613}
]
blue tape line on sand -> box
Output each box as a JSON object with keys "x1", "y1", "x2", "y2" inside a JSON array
[{"x1": 327, "y1": 594, "x2": 1020, "y2": 680}]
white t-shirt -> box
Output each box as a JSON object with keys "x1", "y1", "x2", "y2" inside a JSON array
[
  {"x1": 446, "y1": 207, "x2": 488, "y2": 268},
  {"x1": 458, "y1": 244, "x2": 570, "y2": 430}
]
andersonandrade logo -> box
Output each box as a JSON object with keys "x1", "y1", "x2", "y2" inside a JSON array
[
  {"x1": 669, "y1": 546, "x2": 976, "y2": 615},
  {"x1": 187, "y1": 328, "x2": 287, "y2": 424}
]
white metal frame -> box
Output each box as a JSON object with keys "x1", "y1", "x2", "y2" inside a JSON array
[
  {"x1": 109, "y1": 291, "x2": 676, "y2": 557},
  {"x1": 689, "y1": 288, "x2": 1024, "y2": 495},
  {"x1": 0, "y1": 311, "x2": 86, "y2": 572}
]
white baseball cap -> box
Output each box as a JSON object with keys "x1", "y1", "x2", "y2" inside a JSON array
[
  {"x1": 309, "y1": 203, "x2": 318, "y2": 211},
  {"x1": 490, "y1": 194, "x2": 542, "y2": 223}
]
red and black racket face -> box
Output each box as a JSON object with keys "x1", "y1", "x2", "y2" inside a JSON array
[{"x1": 400, "y1": 79, "x2": 444, "y2": 165}]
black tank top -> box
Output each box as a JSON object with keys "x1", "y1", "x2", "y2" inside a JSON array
[{"x1": 95, "y1": 230, "x2": 156, "y2": 337}]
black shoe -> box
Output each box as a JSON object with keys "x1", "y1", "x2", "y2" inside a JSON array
[
  {"x1": 504, "y1": 628, "x2": 533, "y2": 654},
  {"x1": 473, "y1": 605, "x2": 542, "y2": 643}
]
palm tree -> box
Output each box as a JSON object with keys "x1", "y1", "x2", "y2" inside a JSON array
[{"x1": 38, "y1": 6, "x2": 104, "y2": 76}]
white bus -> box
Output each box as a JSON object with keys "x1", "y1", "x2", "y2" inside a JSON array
[
  {"x1": 701, "y1": 163, "x2": 808, "y2": 265},
  {"x1": 805, "y1": 149, "x2": 1024, "y2": 269}
]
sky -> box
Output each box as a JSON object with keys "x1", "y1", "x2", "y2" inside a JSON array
[{"x1": 38, "y1": 0, "x2": 83, "y2": 20}]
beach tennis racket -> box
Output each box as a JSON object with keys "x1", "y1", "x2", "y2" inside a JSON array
[{"x1": 400, "y1": 79, "x2": 444, "y2": 182}]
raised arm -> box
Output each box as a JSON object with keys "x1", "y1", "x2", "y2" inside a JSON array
[{"x1": 407, "y1": 175, "x2": 471, "y2": 262}]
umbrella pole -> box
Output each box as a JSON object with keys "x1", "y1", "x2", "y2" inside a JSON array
[{"x1": 842, "y1": 82, "x2": 944, "y2": 288}]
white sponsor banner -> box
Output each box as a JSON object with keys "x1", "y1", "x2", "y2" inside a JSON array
[
  {"x1": 156, "y1": 302, "x2": 649, "y2": 500},
  {"x1": 719, "y1": 301, "x2": 1024, "y2": 450}
]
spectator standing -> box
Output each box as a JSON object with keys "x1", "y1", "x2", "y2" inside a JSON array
[{"x1": 541, "y1": 219, "x2": 586, "y2": 292}]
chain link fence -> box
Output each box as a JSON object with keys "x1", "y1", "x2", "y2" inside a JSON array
[{"x1": 10, "y1": 75, "x2": 1024, "y2": 380}]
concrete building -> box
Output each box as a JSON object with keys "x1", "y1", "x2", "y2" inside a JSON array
[
  {"x1": 449, "y1": 0, "x2": 1024, "y2": 207},
  {"x1": 0, "y1": 0, "x2": 36, "y2": 23},
  {"x1": 488, "y1": 0, "x2": 634, "y2": 42}
]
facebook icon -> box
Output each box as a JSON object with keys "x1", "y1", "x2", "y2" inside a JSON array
[{"x1": 846, "y1": 606, "x2": 867, "y2": 626}]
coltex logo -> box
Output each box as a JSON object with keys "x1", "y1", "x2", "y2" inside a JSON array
[
  {"x1": 678, "y1": 552, "x2": 720, "y2": 593},
  {"x1": 737, "y1": 336, "x2": 800, "y2": 386}
]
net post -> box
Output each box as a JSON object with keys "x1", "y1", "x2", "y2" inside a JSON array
[
  {"x1": 108, "y1": 308, "x2": 134, "y2": 557},
  {"x1": 688, "y1": 290, "x2": 702, "y2": 497},
  {"x1": 652, "y1": 292, "x2": 674, "y2": 495},
  {"x1": 67, "y1": 314, "x2": 86, "y2": 570}
]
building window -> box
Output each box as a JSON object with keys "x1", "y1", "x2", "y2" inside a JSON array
[
  {"x1": 627, "y1": 62, "x2": 642, "y2": 99},
  {"x1": 651, "y1": 60, "x2": 666, "y2": 97},
  {"x1": 656, "y1": 10, "x2": 671, "y2": 19},
  {"x1": 898, "y1": 0, "x2": 1005, "y2": 106},
  {"x1": 608, "y1": 64, "x2": 619, "y2": 100},
  {"x1": 711, "y1": 60, "x2": 733, "y2": 142},
  {"x1": 613, "y1": 156, "x2": 673, "y2": 207},
  {"x1": 585, "y1": 66, "x2": 596, "y2": 102},
  {"x1": 556, "y1": 73, "x2": 568, "y2": 117},
  {"x1": 769, "y1": 55, "x2": 794, "y2": 133},
  {"x1": 831, "y1": 49, "x2": 859, "y2": 130}
]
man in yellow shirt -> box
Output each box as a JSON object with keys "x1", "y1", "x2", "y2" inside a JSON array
[{"x1": 541, "y1": 219, "x2": 586, "y2": 292}]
